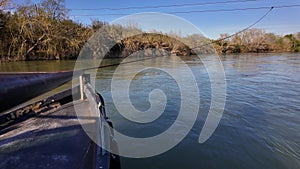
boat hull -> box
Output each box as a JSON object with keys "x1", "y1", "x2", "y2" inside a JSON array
[{"x1": 0, "y1": 71, "x2": 76, "y2": 112}]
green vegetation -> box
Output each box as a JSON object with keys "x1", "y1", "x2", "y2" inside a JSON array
[
  {"x1": 0, "y1": 0, "x2": 299, "y2": 62},
  {"x1": 214, "y1": 29, "x2": 300, "y2": 54}
]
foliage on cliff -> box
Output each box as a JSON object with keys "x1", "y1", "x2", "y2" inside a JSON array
[
  {"x1": 0, "y1": 0, "x2": 92, "y2": 61},
  {"x1": 214, "y1": 29, "x2": 300, "y2": 54},
  {"x1": 0, "y1": 0, "x2": 299, "y2": 62}
]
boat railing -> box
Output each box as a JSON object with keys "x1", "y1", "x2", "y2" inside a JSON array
[
  {"x1": 0, "y1": 73, "x2": 121, "y2": 169},
  {"x1": 77, "y1": 73, "x2": 119, "y2": 169}
]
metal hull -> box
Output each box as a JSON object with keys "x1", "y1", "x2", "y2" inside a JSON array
[
  {"x1": 0, "y1": 71, "x2": 77, "y2": 112},
  {"x1": 0, "y1": 77, "x2": 121, "y2": 169}
]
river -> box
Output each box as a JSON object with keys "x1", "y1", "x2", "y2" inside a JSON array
[{"x1": 0, "y1": 53, "x2": 299, "y2": 169}]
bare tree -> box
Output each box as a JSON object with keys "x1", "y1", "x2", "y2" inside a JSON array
[
  {"x1": 0, "y1": 0, "x2": 9, "y2": 8},
  {"x1": 40, "y1": 0, "x2": 67, "y2": 20}
]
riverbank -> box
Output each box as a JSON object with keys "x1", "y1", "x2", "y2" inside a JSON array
[{"x1": 1, "y1": 1, "x2": 299, "y2": 62}]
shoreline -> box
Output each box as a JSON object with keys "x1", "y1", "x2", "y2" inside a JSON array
[{"x1": 1, "y1": 52, "x2": 299, "y2": 63}]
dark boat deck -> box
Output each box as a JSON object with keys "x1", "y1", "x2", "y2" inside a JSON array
[{"x1": 0, "y1": 100, "x2": 106, "y2": 169}]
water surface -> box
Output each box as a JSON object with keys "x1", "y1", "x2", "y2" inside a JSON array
[
  {"x1": 95, "y1": 53, "x2": 300, "y2": 169},
  {"x1": 1, "y1": 53, "x2": 299, "y2": 169}
]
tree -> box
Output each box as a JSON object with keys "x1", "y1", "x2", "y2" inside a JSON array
[
  {"x1": 0, "y1": 0, "x2": 9, "y2": 9},
  {"x1": 40, "y1": 0, "x2": 67, "y2": 20},
  {"x1": 91, "y1": 20, "x2": 107, "y2": 32},
  {"x1": 295, "y1": 32, "x2": 300, "y2": 41},
  {"x1": 239, "y1": 28, "x2": 268, "y2": 52},
  {"x1": 284, "y1": 34, "x2": 300, "y2": 52}
]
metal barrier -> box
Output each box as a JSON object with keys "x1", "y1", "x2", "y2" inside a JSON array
[{"x1": 80, "y1": 74, "x2": 120, "y2": 169}]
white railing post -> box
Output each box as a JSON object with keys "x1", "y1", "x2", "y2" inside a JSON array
[
  {"x1": 79, "y1": 75, "x2": 84, "y2": 100},
  {"x1": 79, "y1": 74, "x2": 91, "y2": 100}
]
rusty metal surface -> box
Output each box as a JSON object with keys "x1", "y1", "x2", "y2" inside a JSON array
[{"x1": 0, "y1": 87, "x2": 79, "y2": 130}]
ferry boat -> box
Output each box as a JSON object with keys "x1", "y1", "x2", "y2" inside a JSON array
[{"x1": 0, "y1": 72, "x2": 121, "y2": 169}]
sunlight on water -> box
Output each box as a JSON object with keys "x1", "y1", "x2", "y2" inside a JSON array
[
  {"x1": 1, "y1": 53, "x2": 299, "y2": 168},
  {"x1": 95, "y1": 53, "x2": 300, "y2": 169}
]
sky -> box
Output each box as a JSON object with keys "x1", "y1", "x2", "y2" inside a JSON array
[{"x1": 20, "y1": 0, "x2": 300, "y2": 39}]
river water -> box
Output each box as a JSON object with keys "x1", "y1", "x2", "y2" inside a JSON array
[{"x1": 1, "y1": 53, "x2": 299, "y2": 169}]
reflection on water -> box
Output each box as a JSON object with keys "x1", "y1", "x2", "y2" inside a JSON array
[
  {"x1": 0, "y1": 53, "x2": 299, "y2": 168},
  {"x1": 0, "y1": 60, "x2": 76, "y2": 72},
  {"x1": 96, "y1": 53, "x2": 300, "y2": 169}
]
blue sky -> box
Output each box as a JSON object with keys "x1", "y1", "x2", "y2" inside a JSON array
[{"x1": 26, "y1": 0, "x2": 300, "y2": 39}]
